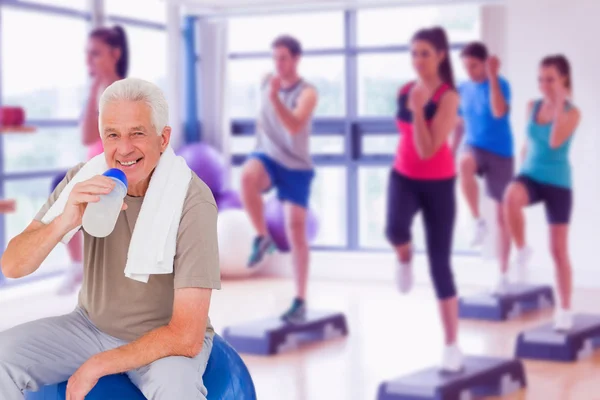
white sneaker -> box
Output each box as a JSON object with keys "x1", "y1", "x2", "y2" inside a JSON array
[
  {"x1": 492, "y1": 273, "x2": 510, "y2": 295},
  {"x1": 554, "y1": 309, "x2": 574, "y2": 332},
  {"x1": 470, "y1": 219, "x2": 487, "y2": 247},
  {"x1": 441, "y1": 344, "x2": 464, "y2": 373},
  {"x1": 515, "y1": 246, "x2": 533, "y2": 270},
  {"x1": 395, "y1": 259, "x2": 413, "y2": 294}
]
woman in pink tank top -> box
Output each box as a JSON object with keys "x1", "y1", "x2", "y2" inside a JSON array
[
  {"x1": 385, "y1": 27, "x2": 464, "y2": 372},
  {"x1": 55, "y1": 26, "x2": 128, "y2": 295}
]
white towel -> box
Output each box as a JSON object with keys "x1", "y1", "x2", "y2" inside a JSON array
[{"x1": 42, "y1": 146, "x2": 192, "y2": 283}]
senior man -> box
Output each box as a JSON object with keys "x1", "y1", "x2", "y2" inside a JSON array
[{"x1": 0, "y1": 78, "x2": 220, "y2": 400}]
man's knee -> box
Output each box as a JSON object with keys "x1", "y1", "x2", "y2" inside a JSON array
[
  {"x1": 132, "y1": 356, "x2": 207, "y2": 400},
  {"x1": 459, "y1": 152, "x2": 477, "y2": 176}
]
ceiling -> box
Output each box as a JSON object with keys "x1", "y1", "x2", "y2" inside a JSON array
[{"x1": 165, "y1": 0, "x2": 498, "y2": 16}]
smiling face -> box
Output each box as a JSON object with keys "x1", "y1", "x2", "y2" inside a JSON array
[{"x1": 100, "y1": 100, "x2": 170, "y2": 196}]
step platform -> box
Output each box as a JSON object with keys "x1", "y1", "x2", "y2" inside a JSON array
[
  {"x1": 459, "y1": 284, "x2": 554, "y2": 321},
  {"x1": 222, "y1": 310, "x2": 348, "y2": 355},
  {"x1": 515, "y1": 314, "x2": 600, "y2": 362},
  {"x1": 377, "y1": 356, "x2": 526, "y2": 400}
]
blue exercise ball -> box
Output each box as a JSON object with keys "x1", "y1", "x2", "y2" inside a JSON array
[{"x1": 25, "y1": 334, "x2": 256, "y2": 400}]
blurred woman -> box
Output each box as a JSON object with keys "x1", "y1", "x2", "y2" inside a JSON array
[
  {"x1": 503, "y1": 55, "x2": 580, "y2": 331},
  {"x1": 54, "y1": 25, "x2": 128, "y2": 294},
  {"x1": 385, "y1": 27, "x2": 463, "y2": 371}
]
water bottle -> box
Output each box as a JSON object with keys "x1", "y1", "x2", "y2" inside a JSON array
[{"x1": 82, "y1": 168, "x2": 128, "y2": 238}]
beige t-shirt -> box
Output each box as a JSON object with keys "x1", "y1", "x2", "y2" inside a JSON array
[{"x1": 35, "y1": 163, "x2": 221, "y2": 342}]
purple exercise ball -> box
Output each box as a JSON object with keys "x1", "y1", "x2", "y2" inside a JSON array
[
  {"x1": 216, "y1": 190, "x2": 243, "y2": 211},
  {"x1": 177, "y1": 143, "x2": 226, "y2": 195},
  {"x1": 264, "y1": 197, "x2": 319, "y2": 252}
]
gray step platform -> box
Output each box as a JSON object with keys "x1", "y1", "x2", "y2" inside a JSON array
[
  {"x1": 515, "y1": 314, "x2": 600, "y2": 362},
  {"x1": 222, "y1": 310, "x2": 348, "y2": 355},
  {"x1": 377, "y1": 356, "x2": 526, "y2": 400},
  {"x1": 459, "y1": 284, "x2": 554, "y2": 321}
]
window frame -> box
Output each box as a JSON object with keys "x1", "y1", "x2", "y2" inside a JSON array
[{"x1": 227, "y1": 9, "x2": 476, "y2": 253}]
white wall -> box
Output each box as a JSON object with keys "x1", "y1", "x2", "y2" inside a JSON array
[{"x1": 505, "y1": 0, "x2": 600, "y2": 287}]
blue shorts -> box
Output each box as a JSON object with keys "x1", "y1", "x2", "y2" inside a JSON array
[{"x1": 250, "y1": 153, "x2": 314, "y2": 208}]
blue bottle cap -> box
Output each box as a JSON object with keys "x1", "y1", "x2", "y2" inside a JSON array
[{"x1": 103, "y1": 168, "x2": 128, "y2": 188}]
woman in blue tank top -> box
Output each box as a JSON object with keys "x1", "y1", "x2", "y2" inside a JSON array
[{"x1": 503, "y1": 55, "x2": 581, "y2": 332}]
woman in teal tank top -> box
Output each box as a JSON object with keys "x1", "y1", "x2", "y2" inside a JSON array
[{"x1": 503, "y1": 55, "x2": 581, "y2": 332}]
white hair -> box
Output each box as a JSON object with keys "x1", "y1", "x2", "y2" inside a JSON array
[{"x1": 98, "y1": 77, "x2": 169, "y2": 135}]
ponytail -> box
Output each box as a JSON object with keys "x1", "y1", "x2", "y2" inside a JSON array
[
  {"x1": 89, "y1": 25, "x2": 129, "y2": 78},
  {"x1": 112, "y1": 25, "x2": 129, "y2": 78},
  {"x1": 412, "y1": 26, "x2": 455, "y2": 89}
]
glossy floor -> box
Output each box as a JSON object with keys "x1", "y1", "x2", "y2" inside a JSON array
[{"x1": 1, "y1": 271, "x2": 599, "y2": 400}]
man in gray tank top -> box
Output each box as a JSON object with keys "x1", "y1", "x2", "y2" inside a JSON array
[{"x1": 240, "y1": 35, "x2": 318, "y2": 323}]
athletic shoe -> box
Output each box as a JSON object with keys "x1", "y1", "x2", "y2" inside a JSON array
[
  {"x1": 470, "y1": 218, "x2": 488, "y2": 248},
  {"x1": 554, "y1": 309, "x2": 574, "y2": 332},
  {"x1": 441, "y1": 344, "x2": 464, "y2": 373},
  {"x1": 281, "y1": 298, "x2": 307, "y2": 324},
  {"x1": 515, "y1": 246, "x2": 533, "y2": 270},
  {"x1": 247, "y1": 235, "x2": 277, "y2": 267}
]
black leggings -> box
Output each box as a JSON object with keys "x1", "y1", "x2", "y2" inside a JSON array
[{"x1": 385, "y1": 170, "x2": 457, "y2": 300}]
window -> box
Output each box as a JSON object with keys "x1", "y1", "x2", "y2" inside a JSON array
[
  {"x1": 310, "y1": 167, "x2": 347, "y2": 247},
  {"x1": 4, "y1": 127, "x2": 86, "y2": 173},
  {"x1": 357, "y1": 4, "x2": 480, "y2": 47},
  {"x1": 311, "y1": 136, "x2": 345, "y2": 155},
  {"x1": 228, "y1": 58, "x2": 271, "y2": 119},
  {"x1": 105, "y1": 0, "x2": 166, "y2": 23},
  {"x1": 225, "y1": 5, "x2": 481, "y2": 252},
  {"x1": 24, "y1": 0, "x2": 88, "y2": 11},
  {"x1": 358, "y1": 50, "x2": 468, "y2": 117},
  {"x1": 362, "y1": 134, "x2": 398, "y2": 156},
  {"x1": 358, "y1": 167, "x2": 392, "y2": 249},
  {"x1": 229, "y1": 56, "x2": 345, "y2": 118},
  {"x1": 228, "y1": 12, "x2": 344, "y2": 53},
  {"x1": 358, "y1": 53, "x2": 412, "y2": 117},
  {"x1": 114, "y1": 24, "x2": 167, "y2": 90},
  {"x1": 1, "y1": 8, "x2": 88, "y2": 119}
]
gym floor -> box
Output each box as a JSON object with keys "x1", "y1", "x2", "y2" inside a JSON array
[{"x1": 2, "y1": 255, "x2": 599, "y2": 400}]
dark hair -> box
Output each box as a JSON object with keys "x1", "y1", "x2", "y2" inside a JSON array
[
  {"x1": 412, "y1": 27, "x2": 455, "y2": 89},
  {"x1": 271, "y1": 35, "x2": 302, "y2": 57},
  {"x1": 541, "y1": 54, "x2": 572, "y2": 92},
  {"x1": 90, "y1": 25, "x2": 129, "y2": 78},
  {"x1": 460, "y1": 42, "x2": 488, "y2": 61}
]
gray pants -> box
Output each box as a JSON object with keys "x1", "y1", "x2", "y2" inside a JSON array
[{"x1": 0, "y1": 307, "x2": 212, "y2": 400}]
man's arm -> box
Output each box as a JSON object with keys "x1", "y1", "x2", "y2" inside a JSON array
[
  {"x1": 88, "y1": 287, "x2": 211, "y2": 376},
  {"x1": 1, "y1": 219, "x2": 70, "y2": 278},
  {"x1": 489, "y1": 76, "x2": 509, "y2": 118},
  {"x1": 270, "y1": 85, "x2": 318, "y2": 135}
]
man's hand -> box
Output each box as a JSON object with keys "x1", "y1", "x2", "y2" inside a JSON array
[
  {"x1": 409, "y1": 83, "x2": 429, "y2": 113},
  {"x1": 269, "y1": 76, "x2": 282, "y2": 102},
  {"x1": 59, "y1": 176, "x2": 127, "y2": 233},
  {"x1": 486, "y1": 55, "x2": 500, "y2": 78},
  {"x1": 66, "y1": 359, "x2": 102, "y2": 400}
]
